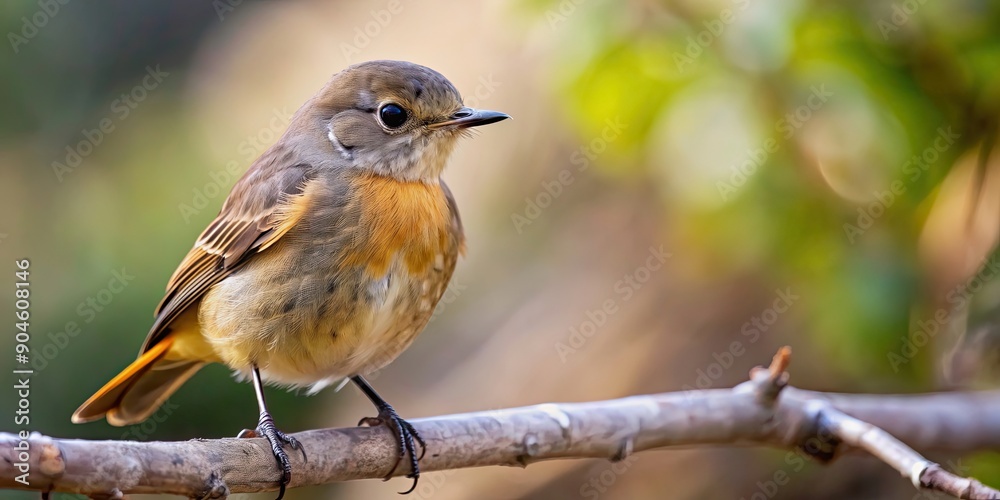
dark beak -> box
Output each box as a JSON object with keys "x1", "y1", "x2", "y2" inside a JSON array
[{"x1": 428, "y1": 107, "x2": 510, "y2": 129}]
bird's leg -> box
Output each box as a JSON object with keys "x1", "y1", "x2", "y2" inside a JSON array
[
  {"x1": 237, "y1": 364, "x2": 306, "y2": 500},
  {"x1": 352, "y1": 375, "x2": 426, "y2": 495}
]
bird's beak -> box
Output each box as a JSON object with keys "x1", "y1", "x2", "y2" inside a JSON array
[{"x1": 428, "y1": 107, "x2": 510, "y2": 129}]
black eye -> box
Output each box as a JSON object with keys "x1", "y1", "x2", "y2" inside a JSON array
[{"x1": 379, "y1": 104, "x2": 408, "y2": 129}]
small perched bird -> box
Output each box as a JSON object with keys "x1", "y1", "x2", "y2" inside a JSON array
[{"x1": 71, "y1": 60, "x2": 509, "y2": 497}]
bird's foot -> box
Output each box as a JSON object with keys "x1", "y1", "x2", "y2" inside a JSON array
[
  {"x1": 359, "y1": 403, "x2": 426, "y2": 494},
  {"x1": 237, "y1": 411, "x2": 306, "y2": 500}
]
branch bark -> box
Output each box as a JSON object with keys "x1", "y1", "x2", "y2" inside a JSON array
[{"x1": 2, "y1": 347, "x2": 999, "y2": 499}]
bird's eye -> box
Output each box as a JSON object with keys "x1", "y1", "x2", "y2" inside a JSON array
[{"x1": 379, "y1": 104, "x2": 408, "y2": 129}]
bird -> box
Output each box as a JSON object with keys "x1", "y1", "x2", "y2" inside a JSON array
[{"x1": 71, "y1": 60, "x2": 509, "y2": 498}]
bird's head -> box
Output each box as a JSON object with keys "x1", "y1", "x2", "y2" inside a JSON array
[{"x1": 288, "y1": 60, "x2": 508, "y2": 182}]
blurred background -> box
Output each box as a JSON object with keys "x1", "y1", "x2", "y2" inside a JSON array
[{"x1": 2, "y1": 0, "x2": 1000, "y2": 498}]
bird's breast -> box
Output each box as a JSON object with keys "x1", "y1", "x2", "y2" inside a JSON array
[
  {"x1": 198, "y1": 171, "x2": 464, "y2": 387},
  {"x1": 337, "y1": 172, "x2": 456, "y2": 277}
]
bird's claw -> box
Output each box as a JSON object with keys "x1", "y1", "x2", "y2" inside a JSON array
[
  {"x1": 359, "y1": 405, "x2": 426, "y2": 494},
  {"x1": 240, "y1": 411, "x2": 307, "y2": 500}
]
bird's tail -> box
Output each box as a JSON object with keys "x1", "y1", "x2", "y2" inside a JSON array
[{"x1": 71, "y1": 335, "x2": 205, "y2": 426}]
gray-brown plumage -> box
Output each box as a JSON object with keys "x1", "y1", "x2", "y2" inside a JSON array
[{"x1": 72, "y1": 60, "x2": 509, "y2": 497}]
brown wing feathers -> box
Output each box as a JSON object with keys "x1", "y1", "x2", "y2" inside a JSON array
[
  {"x1": 72, "y1": 158, "x2": 317, "y2": 424},
  {"x1": 143, "y1": 162, "x2": 316, "y2": 353}
]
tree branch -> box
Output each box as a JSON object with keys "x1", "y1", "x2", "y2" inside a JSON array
[{"x1": 2, "y1": 347, "x2": 999, "y2": 499}]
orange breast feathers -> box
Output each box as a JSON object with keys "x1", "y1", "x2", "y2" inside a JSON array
[{"x1": 340, "y1": 173, "x2": 456, "y2": 277}]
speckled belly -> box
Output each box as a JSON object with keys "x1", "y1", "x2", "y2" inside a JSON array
[
  {"x1": 196, "y1": 170, "x2": 463, "y2": 390},
  {"x1": 197, "y1": 235, "x2": 454, "y2": 390}
]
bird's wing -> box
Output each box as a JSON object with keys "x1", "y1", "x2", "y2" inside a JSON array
[{"x1": 139, "y1": 158, "x2": 317, "y2": 354}]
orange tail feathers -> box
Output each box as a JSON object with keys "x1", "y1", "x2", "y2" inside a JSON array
[{"x1": 71, "y1": 335, "x2": 205, "y2": 426}]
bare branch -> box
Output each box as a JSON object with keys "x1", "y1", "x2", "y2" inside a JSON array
[
  {"x1": 1, "y1": 348, "x2": 998, "y2": 499},
  {"x1": 818, "y1": 405, "x2": 998, "y2": 499}
]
